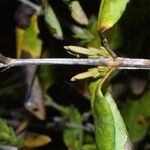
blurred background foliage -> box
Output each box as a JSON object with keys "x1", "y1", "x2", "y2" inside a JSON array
[{"x1": 0, "y1": 0, "x2": 149, "y2": 149}]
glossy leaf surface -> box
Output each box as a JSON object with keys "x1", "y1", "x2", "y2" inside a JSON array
[
  {"x1": 97, "y1": 0, "x2": 129, "y2": 32},
  {"x1": 94, "y1": 90, "x2": 131, "y2": 150},
  {"x1": 88, "y1": 70, "x2": 131, "y2": 150}
]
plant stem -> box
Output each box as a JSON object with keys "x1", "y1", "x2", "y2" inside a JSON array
[
  {"x1": 18, "y1": 0, "x2": 42, "y2": 14},
  {"x1": 0, "y1": 55, "x2": 150, "y2": 70},
  {"x1": 99, "y1": 32, "x2": 117, "y2": 58}
]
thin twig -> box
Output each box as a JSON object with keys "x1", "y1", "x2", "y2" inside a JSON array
[
  {"x1": 0, "y1": 145, "x2": 18, "y2": 150},
  {"x1": 5, "y1": 117, "x2": 95, "y2": 133},
  {"x1": 18, "y1": 0, "x2": 42, "y2": 14},
  {"x1": 98, "y1": 31, "x2": 117, "y2": 58},
  {"x1": 44, "y1": 94, "x2": 67, "y2": 113},
  {"x1": 0, "y1": 55, "x2": 150, "y2": 70}
]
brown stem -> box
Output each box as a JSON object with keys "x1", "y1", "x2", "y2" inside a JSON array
[{"x1": 98, "y1": 31, "x2": 117, "y2": 58}]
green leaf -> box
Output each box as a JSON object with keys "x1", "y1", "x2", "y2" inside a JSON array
[
  {"x1": 71, "y1": 66, "x2": 108, "y2": 81},
  {"x1": 72, "y1": 18, "x2": 101, "y2": 48},
  {"x1": 97, "y1": 0, "x2": 129, "y2": 32},
  {"x1": 88, "y1": 79, "x2": 101, "y2": 113},
  {"x1": 72, "y1": 17, "x2": 106, "y2": 49},
  {"x1": 82, "y1": 144, "x2": 97, "y2": 150},
  {"x1": 87, "y1": 36, "x2": 101, "y2": 49},
  {"x1": 93, "y1": 90, "x2": 132, "y2": 150},
  {"x1": 63, "y1": 0, "x2": 88, "y2": 25},
  {"x1": 0, "y1": 119, "x2": 22, "y2": 146},
  {"x1": 63, "y1": 106, "x2": 83, "y2": 150},
  {"x1": 69, "y1": 0, "x2": 88, "y2": 25},
  {"x1": 42, "y1": 0, "x2": 63, "y2": 39},
  {"x1": 88, "y1": 67, "x2": 131, "y2": 150},
  {"x1": 23, "y1": 133, "x2": 51, "y2": 148},
  {"x1": 64, "y1": 46, "x2": 109, "y2": 58},
  {"x1": 122, "y1": 91, "x2": 150, "y2": 143},
  {"x1": 16, "y1": 15, "x2": 42, "y2": 58},
  {"x1": 87, "y1": 66, "x2": 117, "y2": 112},
  {"x1": 73, "y1": 29, "x2": 95, "y2": 43}
]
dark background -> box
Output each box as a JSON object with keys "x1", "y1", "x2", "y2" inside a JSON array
[{"x1": 0, "y1": 0, "x2": 149, "y2": 149}]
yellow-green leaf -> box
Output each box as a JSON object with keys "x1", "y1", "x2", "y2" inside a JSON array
[
  {"x1": 71, "y1": 68, "x2": 99, "y2": 81},
  {"x1": 65, "y1": 0, "x2": 89, "y2": 25},
  {"x1": 71, "y1": 66, "x2": 108, "y2": 81},
  {"x1": 16, "y1": 15, "x2": 42, "y2": 58},
  {"x1": 0, "y1": 119, "x2": 22, "y2": 147},
  {"x1": 42, "y1": 0, "x2": 63, "y2": 39},
  {"x1": 64, "y1": 46, "x2": 109, "y2": 57},
  {"x1": 82, "y1": 144, "x2": 97, "y2": 150},
  {"x1": 97, "y1": 0, "x2": 129, "y2": 32},
  {"x1": 23, "y1": 133, "x2": 51, "y2": 148}
]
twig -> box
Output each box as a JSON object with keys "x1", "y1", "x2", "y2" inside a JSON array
[
  {"x1": 5, "y1": 117, "x2": 95, "y2": 133},
  {"x1": 18, "y1": 0, "x2": 42, "y2": 14},
  {"x1": 65, "y1": 122, "x2": 95, "y2": 133},
  {"x1": 0, "y1": 145, "x2": 18, "y2": 150},
  {"x1": 44, "y1": 94, "x2": 67, "y2": 113},
  {"x1": 98, "y1": 31, "x2": 117, "y2": 58},
  {"x1": 0, "y1": 54, "x2": 150, "y2": 70}
]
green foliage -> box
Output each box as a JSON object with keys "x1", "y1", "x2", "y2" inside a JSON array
[
  {"x1": 63, "y1": 106, "x2": 83, "y2": 150},
  {"x1": 63, "y1": 0, "x2": 88, "y2": 25},
  {"x1": 64, "y1": 1, "x2": 133, "y2": 149},
  {"x1": 16, "y1": 15, "x2": 42, "y2": 58},
  {"x1": 82, "y1": 144, "x2": 97, "y2": 150},
  {"x1": 89, "y1": 83, "x2": 132, "y2": 149},
  {"x1": 0, "y1": 119, "x2": 22, "y2": 146},
  {"x1": 72, "y1": 18, "x2": 101, "y2": 48},
  {"x1": 64, "y1": 46, "x2": 109, "y2": 58},
  {"x1": 0, "y1": 0, "x2": 149, "y2": 149},
  {"x1": 64, "y1": 45, "x2": 110, "y2": 83},
  {"x1": 87, "y1": 65, "x2": 131, "y2": 150},
  {"x1": 23, "y1": 15, "x2": 42, "y2": 57},
  {"x1": 23, "y1": 133, "x2": 51, "y2": 148},
  {"x1": 97, "y1": 0, "x2": 129, "y2": 32},
  {"x1": 71, "y1": 67, "x2": 109, "y2": 81},
  {"x1": 122, "y1": 91, "x2": 150, "y2": 142},
  {"x1": 42, "y1": 0, "x2": 63, "y2": 39}
]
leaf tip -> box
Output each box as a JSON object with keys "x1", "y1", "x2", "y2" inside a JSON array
[
  {"x1": 64, "y1": 46, "x2": 69, "y2": 50},
  {"x1": 71, "y1": 77, "x2": 76, "y2": 81}
]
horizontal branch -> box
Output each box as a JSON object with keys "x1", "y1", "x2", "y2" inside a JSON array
[
  {"x1": 0, "y1": 54, "x2": 150, "y2": 70},
  {"x1": 0, "y1": 145, "x2": 17, "y2": 150}
]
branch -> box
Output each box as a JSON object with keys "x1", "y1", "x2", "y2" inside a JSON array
[
  {"x1": 18, "y1": 0, "x2": 42, "y2": 14},
  {"x1": 0, "y1": 145, "x2": 18, "y2": 150},
  {"x1": 0, "y1": 54, "x2": 150, "y2": 70},
  {"x1": 5, "y1": 117, "x2": 95, "y2": 133}
]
